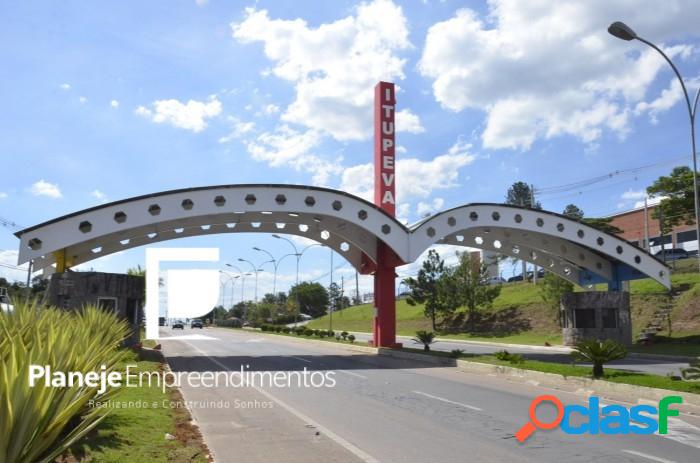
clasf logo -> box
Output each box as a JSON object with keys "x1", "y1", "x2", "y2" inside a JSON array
[{"x1": 516, "y1": 394, "x2": 683, "y2": 442}]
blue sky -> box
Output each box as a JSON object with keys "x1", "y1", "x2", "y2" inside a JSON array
[{"x1": 1, "y1": 0, "x2": 699, "y2": 300}]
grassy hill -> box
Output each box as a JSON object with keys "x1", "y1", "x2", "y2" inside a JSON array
[{"x1": 307, "y1": 264, "x2": 700, "y2": 348}]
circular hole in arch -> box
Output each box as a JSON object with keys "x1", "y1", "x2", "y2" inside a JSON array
[
  {"x1": 298, "y1": 224, "x2": 309, "y2": 232},
  {"x1": 577, "y1": 229, "x2": 585, "y2": 238},
  {"x1": 448, "y1": 217, "x2": 456, "y2": 226},
  {"x1": 427, "y1": 227, "x2": 436, "y2": 237},
  {"x1": 358, "y1": 210, "x2": 368, "y2": 220},
  {"x1": 469, "y1": 211, "x2": 478, "y2": 221},
  {"x1": 514, "y1": 214, "x2": 523, "y2": 223},
  {"x1": 512, "y1": 245, "x2": 520, "y2": 255},
  {"x1": 455, "y1": 235, "x2": 464, "y2": 242},
  {"x1": 634, "y1": 255, "x2": 641, "y2": 264},
  {"x1": 474, "y1": 236, "x2": 484, "y2": 245},
  {"x1": 381, "y1": 224, "x2": 391, "y2": 234},
  {"x1": 564, "y1": 267, "x2": 572, "y2": 276},
  {"x1": 597, "y1": 237, "x2": 604, "y2": 246},
  {"x1": 492, "y1": 211, "x2": 500, "y2": 221},
  {"x1": 616, "y1": 245, "x2": 623, "y2": 255},
  {"x1": 536, "y1": 218, "x2": 544, "y2": 227},
  {"x1": 493, "y1": 240, "x2": 502, "y2": 249},
  {"x1": 340, "y1": 242, "x2": 350, "y2": 252},
  {"x1": 659, "y1": 270, "x2": 665, "y2": 278},
  {"x1": 557, "y1": 223, "x2": 564, "y2": 232},
  {"x1": 320, "y1": 230, "x2": 330, "y2": 240}
]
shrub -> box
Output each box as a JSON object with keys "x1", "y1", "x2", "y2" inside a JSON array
[
  {"x1": 295, "y1": 327, "x2": 306, "y2": 336},
  {"x1": 347, "y1": 334, "x2": 356, "y2": 343},
  {"x1": 411, "y1": 330, "x2": 436, "y2": 351},
  {"x1": 304, "y1": 329, "x2": 313, "y2": 337},
  {"x1": 495, "y1": 350, "x2": 511, "y2": 361},
  {"x1": 681, "y1": 357, "x2": 700, "y2": 381},
  {"x1": 341, "y1": 331, "x2": 349, "y2": 340},
  {"x1": 327, "y1": 330, "x2": 334, "y2": 337},
  {"x1": 0, "y1": 300, "x2": 130, "y2": 463},
  {"x1": 282, "y1": 327, "x2": 291, "y2": 334},
  {"x1": 275, "y1": 326, "x2": 282, "y2": 333},
  {"x1": 571, "y1": 339, "x2": 627, "y2": 378},
  {"x1": 450, "y1": 349, "x2": 465, "y2": 358},
  {"x1": 494, "y1": 349, "x2": 525, "y2": 365},
  {"x1": 319, "y1": 331, "x2": 327, "y2": 338}
]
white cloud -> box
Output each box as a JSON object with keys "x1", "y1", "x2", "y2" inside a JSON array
[
  {"x1": 263, "y1": 104, "x2": 280, "y2": 115},
  {"x1": 0, "y1": 192, "x2": 7, "y2": 199},
  {"x1": 634, "y1": 78, "x2": 685, "y2": 124},
  {"x1": 219, "y1": 117, "x2": 256, "y2": 143},
  {"x1": 60, "y1": 83, "x2": 71, "y2": 90},
  {"x1": 90, "y1": 189, "x2": 108, "y2": 203},
  {"x1": 246, "y1": 125, "x2": 342, "y2": 184},
  {"x1": 395, "y1": 109, "x2": 424, "y2": 134},
  {"x1": 135, "y1": 97, "x2": 222, "y2": 132},
  {"x1": 340, "y1": 138, "x2": 476, "y2": 203},
  {"x1": 418, "y1": 1, "x2": 700, "y2": 151},
  {"x1": 79, "y1": 96, "x2": 87, "y2": 104},
  {"x1": 633, "y1": 195, "x2": 664, "y2": 209},
  {"x1": 30, "y1": 180, "x2": 62, "y2": 199},
  {"x1": 110, "y1": 100, "x2": 120, "y2": 108},
  {"x1": 232, "y1": 0, "x2": 417, "y2": 142},
  {"x1": 416, "y1": 197, "x2": 445, "y2": 217},
  {"x1": 616, "y1": 189, "x2": 667, "y2": 209},
  {"x1": 195, "y1": 0, "x2": 208, "y2": 6}
]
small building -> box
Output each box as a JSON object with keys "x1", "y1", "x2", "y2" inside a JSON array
[
  {"x1": 48, "y1": 271, "x2": 144, "y2": 344},
  {"x1": 560, "y1": 292, "x2": 632, "y2": 346},
  {"x1": 607, "y1": 205, "x2": 698, "y2": 254}
]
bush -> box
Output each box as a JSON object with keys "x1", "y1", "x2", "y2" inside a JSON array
[
  {"x1": 304, "y1": 329, "x2": 313, "y2": 337},
  {"x1": 494, "y1": 349, "x2": 525, "y2": 365},
  {"x1": 495, "y1": 350, "x2": 511, "y2": 361},
  {"x1": 313, "y1": 329, "x2": 321, "y2": 336},
  {"x1": 0, "y1": 300, "x2": 130, "y2": 463},
  {"x1": 327, "y1": 330, "x2": 334, "y2": 337},
  {"x1": 571, "y1": 339, "x2": 627, "y2": 379},
  {"x1": 282, "y1": 327, "x2": 291, "y2": 334},
  {"x1": 411, "y1": 330, "x2": 436, "y2": 351},
  {"x1": 681, "y1": 357, "x2": 700, "y2": 381},
  {"x1": 341, "y1": 331, "x2": 349, "y2": 340},
  {"x1": 260, "y1": 324, "x2": 269, "y2": 332},
  {"x1": 319, "y1": 331, "x2": 327, "y2": 338},
  {"x1": 347, "y1": 334, "x2": 356, "y2": 343},
  {"x1": 450, "y1": 349, "x2": 465, "y2": 358},
  {"x1": 295, "y1": 327, "x2": 306, "y2": 336},
  {"x1": 275, "y1": 326, "x2": 282, "y2": 333}
]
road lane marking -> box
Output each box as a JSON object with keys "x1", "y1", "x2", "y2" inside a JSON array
[
  {"x1": 180, "y1": 340, "x2": 379, "y2": 463},
  {"x1": 621, "y1": 450, "x2": 677, "y2": 463},
  {"x1": 411, "y1": 390, "x2": 482, "y2": 411},
  {"x1": 158, "y1": 334, "x2": 219, "y2": 340},
  {"x1": 290, "y1": 355, "x2": 312, "y2": 363},
  {"x1": 337, "y1": 370, "x2": 368, "y2": 379}
]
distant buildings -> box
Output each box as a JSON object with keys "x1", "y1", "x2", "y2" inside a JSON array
[{"x1": 607, "y1": 205, "x2": 698, "y2": 254}]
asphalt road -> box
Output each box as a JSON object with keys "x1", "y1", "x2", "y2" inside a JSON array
[
  {"x1": 159, "y1": 327, "x2": 700, "y2": 463},
  {"x1": 339, "y1": 332, "x2": 690, "y2": 376}
]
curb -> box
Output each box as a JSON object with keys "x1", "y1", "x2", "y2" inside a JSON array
[
  {"x1": 375, "y1": 348, "x2": 700, "y2": 408},
  {"x1": 628, "y1": 352, "x2": 696, "y2": 363}
]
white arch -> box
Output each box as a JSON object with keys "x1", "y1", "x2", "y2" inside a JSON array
[{"x1": 15, "y1": 185, "x2": 670, "y2": 288}]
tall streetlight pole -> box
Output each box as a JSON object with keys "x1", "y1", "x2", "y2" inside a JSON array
[
  {"x1": 218, "y1": 271, "x2": 239, "y2": 309},
  {"x1": 609, "y1": 21, "x2": 700, "y2": 271},
  {"x1": 253, "y1": 246, "x2": 278, "y2": 299},
  {"x1": 272, "y1": 234, "x2": 325, "y2": 325},
  {"x1": 237, "y1": 258, "x2": 273, "y2": 305}
]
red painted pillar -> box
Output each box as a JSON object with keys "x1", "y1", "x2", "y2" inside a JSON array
[{"x1": 373, "y1": 81, "x2": 399, "y2": 348}]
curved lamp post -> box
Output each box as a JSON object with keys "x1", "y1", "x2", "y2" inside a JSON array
[
  {"x1": 609, "y1": 21, "x2": 700, "y2": 270},
  {"x1": 272, "y1": 234, "x2": 325, "y2": 324}
]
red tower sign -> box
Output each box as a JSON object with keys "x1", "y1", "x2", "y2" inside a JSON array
[{"x1": 373, "y1": 81, "x2": 399, "y2": 347}]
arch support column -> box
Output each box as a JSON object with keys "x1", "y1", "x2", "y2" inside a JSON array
[{"x1": 373, "y1": 243, "x2": 398, "y2": 347}]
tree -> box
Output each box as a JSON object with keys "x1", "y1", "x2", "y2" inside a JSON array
[
  {"x1": 582, "y1": 217, "x2": 623, "y2": 235},
  {"x1": 448, "y1": 252, "x2": 501, "y2": 333},
  {"x1": 562, "y1": 204, "x2": 584, "y2": 221},
  {"x1": 328, "y1": 282, "x2": 344, "y2": 313},
  {"x1": 538, "y1": 273, "x2": 574, "y2": 326},
  {"x1": 412, "y1": 330, "x2": 436, "y2": 351},
  {"x1": 647, "y1": 166, "x2": 696, "y2": 232},
  {"x1": 288, "y1": 282, "x2": 330, "y2": 318},
  {"x1": 404, "y1": 250, "x2": 451, "y2": 331},
  {"x1": 505, "y1": 181, "x2": 541, "y2": 209}
]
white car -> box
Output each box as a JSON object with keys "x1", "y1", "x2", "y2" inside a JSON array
[
  {"x1": 0, "y1": 288, "x2": 12, "y2": 313},
  {"x1": 299, "y1": 313, "x2": 313, "y2": 321}
]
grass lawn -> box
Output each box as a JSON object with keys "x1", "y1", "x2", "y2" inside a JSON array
[{"x1": 61, "y1": 351, "x2": 209, "y2": 463}]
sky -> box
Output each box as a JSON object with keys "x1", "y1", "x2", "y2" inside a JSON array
[{"x1": 1, "y1": 0, "x2": 699, "y2": 303}]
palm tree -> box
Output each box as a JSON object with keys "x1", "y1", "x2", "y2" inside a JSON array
[
  {"x1": 412, "y1": 330, "x2": 436, "y2": 351},
  {"x1": 571, "y1": 339, "x2": 627, "y2": 378}
]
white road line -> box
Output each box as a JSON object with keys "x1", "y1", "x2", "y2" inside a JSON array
[
  {"x1": 290, "y1": 355, "x2": 312, "y2": 363},
  {"x1": 181, "y1": 340, "x2": 379, "y2": 463},
  {"x1": 621, "y1": 449, "x2": 677, "y2": 463},
  {"x1": 337, "y1": 370, "x2": 368, "y2": 379},
  {"x1": 411, "y1": 390, "x2": 483, "y2": 411}
]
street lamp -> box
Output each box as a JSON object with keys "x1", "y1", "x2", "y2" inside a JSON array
[
  {"x1": 272, "y1": 234, "x2": 325, "y2": 324},
  {"x1": 237, "y1": 258, "x2": 273, "y2": 304},
  {"x1": 218, "y1": 270, "x2": 239, "y2": 309},
  {"x1": 609, "y1": 21, "x2": 700, "y2": 271}
]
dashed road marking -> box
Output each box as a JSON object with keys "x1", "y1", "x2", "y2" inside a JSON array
[{"x1": 411, "y1": 390, "x2": 482, "y2": 411}]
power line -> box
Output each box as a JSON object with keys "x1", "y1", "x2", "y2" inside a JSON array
[{"x1": 0, "y1": 215, "x2": 22, "y2": 231}]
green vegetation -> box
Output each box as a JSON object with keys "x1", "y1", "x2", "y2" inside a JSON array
[
  {"x1": 308, "y1": 271, "x2": 700, "y2": 353},
  {"x1": 63, "y1": 352, "x2": 208, "y2": 463},
  {"x1": 412, "y1": 330, "x2": 436, "y2": 351},
  {"x1": 1, "y1": 300, "x2": 130, "y2": 463},
  {"x1": 571, "y1": 339, "x2": 628, "y2": 378},
  {"x1": 681, "y1": 357, "x2": 700, "y2": 381}
]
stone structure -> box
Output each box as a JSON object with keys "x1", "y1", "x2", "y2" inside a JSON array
[
  {"x1": 48, "y1": 271, "x2": 144, "y2": 344},
  {"x1": 561, "y1": 291, "x2": 632, "y2": 346}
]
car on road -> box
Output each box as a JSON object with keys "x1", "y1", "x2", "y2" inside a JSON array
[
  {"x1": 191, "y1": 319, "x2": 203, "y2": 329},
  {"x1": 171, "y1": 320, "x2": 185, "y2": 329},
  {"x1": 299, "y1": 313, "x2": 313, "y2": 321},
  {"x1": 654, "y1": 248, "x2": 689, "y2": 261},
  {"x1": 507, "y1": 274, "x2": 524, "y2": 282}
]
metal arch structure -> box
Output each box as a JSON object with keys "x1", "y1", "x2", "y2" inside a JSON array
[{"x1": 15, "y1": 184, "x2": 671, "y2": 347}]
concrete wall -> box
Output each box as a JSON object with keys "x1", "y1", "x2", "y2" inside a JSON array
[
  {"x1": 561, "y1": 291, "x2": 631, "y2": 346},
  {"x1": 48, "y1": 271, "x2": 144, "y2": 344}
]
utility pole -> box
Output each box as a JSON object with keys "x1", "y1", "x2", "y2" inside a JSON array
[
  {"x1": 531, "y1": 184, "x2": 538, "y2": 284},
  {"x1": 355, "y1": 271, "x2": 359, "y2": 306},
  {"x1": 329, "y1": 249, "x2": 333, "y2": 332},
  {"x1": 644, "y1": 197, "x2": 650, "y2": 250}
]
